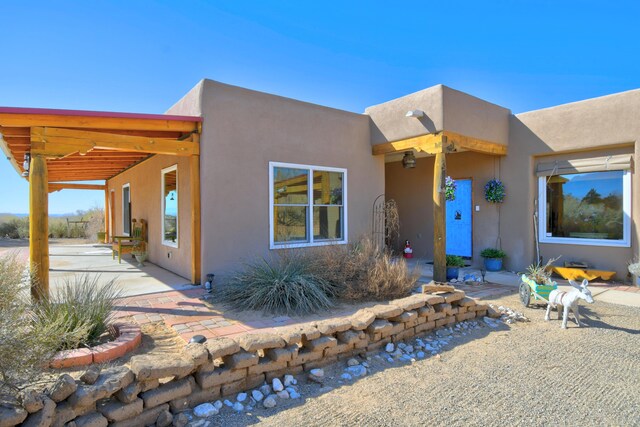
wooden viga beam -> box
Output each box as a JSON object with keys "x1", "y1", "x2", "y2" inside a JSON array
[
  {"x1": 48, "y1": 183, "x2": 106, "y2": 193},
  {"x1": 372, "y1": 131, "x2": 507, "y2": 156},
  {"x1": 30, "y1": 127, "x2": 199, "y2": 158}
]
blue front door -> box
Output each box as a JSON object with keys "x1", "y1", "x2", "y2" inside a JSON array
[{"x1": 446, "y1": 179, "x2": 472, "y2": 257}]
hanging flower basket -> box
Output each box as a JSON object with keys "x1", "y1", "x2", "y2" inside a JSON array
[
  {"x1": 484, "y1": 179, "x2": 505, "y2": 203},
  {"x1": 445, "y1": 176, "x2": 456, "y2": 201}
]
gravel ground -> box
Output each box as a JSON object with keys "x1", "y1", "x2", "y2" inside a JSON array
[{"x1": 204, "y1": 293, "x2": 639, "y2": 427}]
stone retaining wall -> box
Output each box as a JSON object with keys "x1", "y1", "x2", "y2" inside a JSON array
[{"x1": 2, "y1": 286, "x2": 489, "y2": 427}]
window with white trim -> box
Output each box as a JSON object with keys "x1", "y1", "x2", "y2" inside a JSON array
[
  {"x1": 538, "y1": 170, "x2": 631, "y2": 247},
  {"x1": 269, "y1": 162, "x2": 347, "y2": 249}
]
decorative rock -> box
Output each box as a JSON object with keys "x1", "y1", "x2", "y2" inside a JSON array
[
  {"x1": 308, "y1": 368, "x2": 324, "y2": 383},
  {"x1": 340, "y1": 373, "x2": 353, "y2": 381},
  {"x1": 276, "y1": 390, "x2": 290, "y2": 399},
  {"x1": 156, "y1": 409, "x2": 173, "y2": 427},
  {"x1": 213, "y1": 400, "x2": 223, "y2": 410},
  {"x1": 173, "y1": 412, "x2": 189, "y2": 427},
  {"x1": 193, "y1": 403, "x2": 218, "y2": 418},
  {"x1": 232, "y1": 402, "x2": 244, "y2": 412},
  {"x1": 223, "y1": 399, "x2": 233, "y2": 407},
  {"x1": 289, "y1": 390, "x2": 301, "y2": 399},
  {"x1": 417, "y1": 351, "x2": 426, "y2": 359},
  {"x1": 80, "y1": 366, "x2": 101, "y2": 385},
  {"x1": 69, "y1": 366, "x2": 134, "y2": 407},
  {"x1": 385, "y1": 343, "x2": 395, "y2": 353},
  {"x1": 259, "y1": 385, "x2": 271, "y2": 396},
  {"x1": 346, "y1": 365, "x2": 367, "y2": 377},
  {"x1": 237, "y1": 392, "x2": 247, "y2": 402},
  {"x1": 21, "y1": 390, "x2": 45, "y2": 413},
  {"x1": 283, "y1": 374, "x2": 296, "y2": 386},
  {"x1": 0, "y1": 405, "x2": 28, "y2": 426},
  {"x1": 251, "y1": 390, "x2": 264, "y2": 402},
  {"x1": 20, "y1": 396, "x2": 55, "y2": 427},
  {"x1": 48, "y1": 374, "x2": 77, "y2": 402},
  {"x1": 272, "y1": 378, "x2": 284, "y2": 392},
  {"x1": 347, "y1": 358, "x2": 360, "y2": 367},
  {"x1": 263, "y1": 395, "x2": 277, "y2": 408}
]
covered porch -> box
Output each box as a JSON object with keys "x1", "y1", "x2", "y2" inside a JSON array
[{"x1": 0, "y1": 107, "x2": 202, "y2": 301}]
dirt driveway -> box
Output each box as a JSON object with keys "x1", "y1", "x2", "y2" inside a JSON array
[{"x1": 217, "y1": 294, "x2": 640, "y2": 427}]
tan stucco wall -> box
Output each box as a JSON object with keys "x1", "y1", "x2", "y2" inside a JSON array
[
  {"x1": 503, "y1": 89, "x2": 640, "y2": 278},
  {"x1": 385, "y1": 152, "x2": 501, "y2": 267},
  {"x1": 105, "y1": 82, "x2": 203, "y2": 281},
  {"x1": 198, "y1": 80, "x2": 385, "y2": 277},
  {"x1": 365, "y1": 84, "x2": 510, "y2": 147},
  {"x1": 107, "y1": 155, "x2": 193, "y2": 280}
]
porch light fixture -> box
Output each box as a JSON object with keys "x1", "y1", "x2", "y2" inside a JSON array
[
  {"x1": 21, "y1": 152, "x2": 31, "y2": 177},
  {"x1": 405, "y1": 109, "x2": 425, "y2": 118},
  {"x1": 402, "y1": 151, "x2": 416, "y2": 169}
]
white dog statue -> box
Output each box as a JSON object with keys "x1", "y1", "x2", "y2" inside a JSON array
[{"x1": 545, "y1": 279, "x2": 594, "y2": 329}]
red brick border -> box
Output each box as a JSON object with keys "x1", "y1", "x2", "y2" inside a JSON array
[{"x1": 49, "y1": 323, "x2": 142, "y2": 368}]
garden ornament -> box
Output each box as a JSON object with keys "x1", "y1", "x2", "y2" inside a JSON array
[{"x1": 545, "y1": 279, "x2": 594, "y2": 329}]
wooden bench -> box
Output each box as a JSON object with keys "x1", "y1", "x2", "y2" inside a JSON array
[{"x1": 112, "y1": 219, "x2": 147, "y2": 263}]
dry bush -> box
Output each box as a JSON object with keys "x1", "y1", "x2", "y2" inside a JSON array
[
  {"x1": 0, "y1": 254, "x2": 61, "y2": 396},
  {"x1": 309, "y1": 237, "x2": 420, "y2": 301}
]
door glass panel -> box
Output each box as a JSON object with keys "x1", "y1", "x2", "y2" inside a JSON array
[
  {"x1": 123, "y1": 186, "x2": 131, "y2": 235},
  {"x1": 163, "y1": 169, "x2": 178, "y2": 245}
]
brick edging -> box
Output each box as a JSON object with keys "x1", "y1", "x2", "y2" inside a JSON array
[{"x1": 49, "y1": 323, "x2": 142, "y2": 369}]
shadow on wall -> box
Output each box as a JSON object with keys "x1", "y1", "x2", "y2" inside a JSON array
[{"x1": 369, "y1": 114, "x2": 437, "y2": 143}]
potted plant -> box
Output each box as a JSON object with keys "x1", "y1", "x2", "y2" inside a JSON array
[
  {"x1": 445, "y1": 255, "x2": 465, "y2": 281},
  {"x1": 480, "y1": 248, "x2": 506, "y2": 271},
  {"x1": 520, "y1": 258, "x2": 558, "y2": 306},
  {"x1": 132, "y1": 242, "x2": 147, "y2": 267}
]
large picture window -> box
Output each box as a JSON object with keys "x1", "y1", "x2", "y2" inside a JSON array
[
  {"x1": 162, "y1": 165, "x2": 178, "y2": 247},
  {"x1": 269, "y1": 162, "x2": 347, "y2": 249},
  {"x1": 538, "y1": 170, "x2": 630, "y2": 247}
]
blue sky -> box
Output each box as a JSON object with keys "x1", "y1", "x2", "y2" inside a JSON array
[{"x1": 1, "y1": 1, "x2": 639, "y2": 214}]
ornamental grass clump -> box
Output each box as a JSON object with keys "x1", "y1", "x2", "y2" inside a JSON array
[
  {"x1": 218, "y1": 253, "x2": 337, "y2": 315},
  {"x1": 30, "y1": 275, "x2": 122, "y2": 351},
  {"x1": 0, "y1": 254, "x2": 61, "y2": 395},
  {"x1": 309, "y1": 237, "x2": 420, "y2": 302}
]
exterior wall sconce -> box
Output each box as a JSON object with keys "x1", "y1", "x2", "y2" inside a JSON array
[
  {"x1": 405, "y1": 109, "x2": 425, "y2": 118},
  {"x1": 21, "y1": 152, "x2": 31, "y2": 177},
  {"x1": 402, "y1": 151, "x2": 416, "y2": 169}
]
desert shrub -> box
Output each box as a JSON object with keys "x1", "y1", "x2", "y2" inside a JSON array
[
  {"x1": 48, "y1": 220, "x2": 68, "y2": 239},
  {"x1": 218, "y1": 253, "x2": 337, "y2": 315},
  {"x1": 0, "y1": 218, "x2": 29, "y2": 239},
  {"x1": 0, "y1": 255, "x2": 61, "y2": 395},
  {"x1": 30, "y1": 275, "x2": 122, "y2": 350},
  {"x1": 309, "y1": 237, "x2": 420, "y2": 301}
]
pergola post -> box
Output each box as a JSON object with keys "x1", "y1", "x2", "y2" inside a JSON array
[
  {"x1": 190, "y1": 154, "x2": 201, "y2": 285},
  {"x1": 433, "y1": 150, "x2": 447, "y2": 282},
  {"x1": 29, "y1": 154, "x2": 49, "y2": 301},
  {"x1": 104, "y1": 187, "x2": 110, "y2": 243}
]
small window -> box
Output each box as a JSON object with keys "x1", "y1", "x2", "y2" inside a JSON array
[
  {"x1": 122, "y1": 184, "x2": 131, "y2": 236},
  {"x1": 162, "y1": 165, "x2": 178, "y2": 247},
  {"x1": 270, "y1": 162, "x2": 347, "y2": 249},
  {"x1": 538, "y1": 170, "x2": 631, "y2": 247}
]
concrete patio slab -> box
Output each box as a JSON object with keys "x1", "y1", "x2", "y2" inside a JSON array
[{"x1": 47, "y1": 243, "x2": 194, "y2": 297}]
